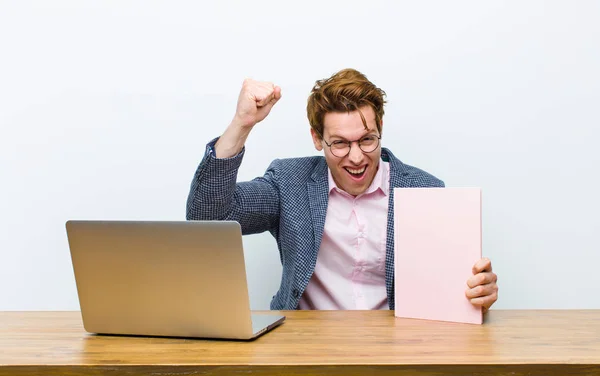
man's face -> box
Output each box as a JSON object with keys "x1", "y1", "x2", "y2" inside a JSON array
[{"x1": 311, "y1": 106, "x2": 382, "y2": 196}]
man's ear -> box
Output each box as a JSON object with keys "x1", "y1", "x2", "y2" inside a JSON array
[{"x1": 311, "y1": 128, "x2": 323, "y2": 151}]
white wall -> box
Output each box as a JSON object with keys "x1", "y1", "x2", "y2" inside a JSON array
[{"x1": 1, "y1": 0, "x2": 599, "y2": 310}]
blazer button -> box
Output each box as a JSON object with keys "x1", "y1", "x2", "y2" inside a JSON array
[{"x1": 293, "y1": 289, "x2": 300, "y2": 298}]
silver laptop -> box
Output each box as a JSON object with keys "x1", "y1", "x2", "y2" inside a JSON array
[{"x1": 65, "y1": 220, "x2": 285, "y2": 340}]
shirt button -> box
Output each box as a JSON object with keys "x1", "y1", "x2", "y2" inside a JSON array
[{"x1": 292, "y1": 289, "x2": 300, "y2": 298}]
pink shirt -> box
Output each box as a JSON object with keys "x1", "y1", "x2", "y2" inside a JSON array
[{"x1": 298, "y1": 160, "x2": 390, "y2": 310}]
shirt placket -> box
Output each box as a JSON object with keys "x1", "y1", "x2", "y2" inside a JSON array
[{"x1": 351, "y1": 197, "x2": 367, "y2": 309}]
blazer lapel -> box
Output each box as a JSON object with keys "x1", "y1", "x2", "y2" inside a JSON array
[
  {"x1": 292, "y1": 159, "x2": 329, "y2": 299},
  {"x1": 383, "y1": 148, "x2": 410, "y2": 310},
  {"x1": 307, "y1": 159, "x2": 329, "y2": 253}
]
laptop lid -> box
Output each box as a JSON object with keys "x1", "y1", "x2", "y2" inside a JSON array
[{"x1": 66, "y1": 220, "x2": 284, "y2": 340}]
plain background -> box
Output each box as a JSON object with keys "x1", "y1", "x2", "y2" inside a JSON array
[{"x1": 1, "y1": 1, "x2": 599, "y2": 310}]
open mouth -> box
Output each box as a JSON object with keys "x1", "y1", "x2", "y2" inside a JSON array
[{"x1": 344, "y1": 166, "x2": 367, "y2": 180}]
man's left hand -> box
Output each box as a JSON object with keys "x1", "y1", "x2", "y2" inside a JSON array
[{"x1": 465, "y1": 257, "x2": 498, "y2": 313}]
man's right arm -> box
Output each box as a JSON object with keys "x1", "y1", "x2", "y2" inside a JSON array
[{"x1": 185, "y1": 79, "x2": 282, "y2": 234}]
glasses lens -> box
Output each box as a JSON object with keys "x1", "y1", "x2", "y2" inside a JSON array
[
  {"x1": 359, "y1": 137, "x2": 379, "y2": 153},
  {"x1": 331, "y1": 145, "x2": 350, "y2": 157},
  {"x1": 328, "y1": 140, "x2": 349, "y2": 157}
]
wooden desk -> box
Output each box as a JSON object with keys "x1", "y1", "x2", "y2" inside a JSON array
[{"x1": 1, "y1": 310, "x2": 599, "y2": 375}]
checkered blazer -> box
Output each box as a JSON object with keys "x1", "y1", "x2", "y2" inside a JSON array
[{"x1": 186, "y1": 139, "x2": 444, "y2": 310}]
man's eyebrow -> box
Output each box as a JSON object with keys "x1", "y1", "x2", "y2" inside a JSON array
[{"x1": 328, "y1": 130, "x2": 378, "y2": 140}]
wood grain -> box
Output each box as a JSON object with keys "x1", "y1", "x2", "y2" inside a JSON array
[{"x1": 1, "y1": 310, "x2": 599, "y2": 375}]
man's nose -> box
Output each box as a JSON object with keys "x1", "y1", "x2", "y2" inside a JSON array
[{"x1": 347, "y1": 141, "x2": 364, "y2": 164}]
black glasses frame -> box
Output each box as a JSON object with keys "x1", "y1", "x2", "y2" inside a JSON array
[{"x1": 319, "y1": 133, "x2": 382, "y2": 158}]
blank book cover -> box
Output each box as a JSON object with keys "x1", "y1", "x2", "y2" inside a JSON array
[{"x1": 394, "y1": 187, "x2": 483, "y2": 324}]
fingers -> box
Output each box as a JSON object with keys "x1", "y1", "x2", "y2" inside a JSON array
[
  {"x1": 465, "y1": 260, "x2": 499, "y2": 312},
  {"x1": 260, "y1": 86, "x2": 281, "y2": 111},
  {"x1": 246, "y1": 80, "x2": 280, "y2": 107},
  {"x1": 469, "y1": 291, "x2": 498, "y2": 313},
  {"x1": 467, "y1": 271, "x2": 497, "y2": 289},
  {"x1": 234, "y1": 79, "x2": 281, "y2": 127},
  {"x1": 465, "y1": 281, "x2": 497, "y2": 299},
  {"x1": 472, "y1": 257, "x2": 492, "y2": 275},
  {"x1": 257, "y1": 85, "x2": 281, "y2": 107},
  {"x1": 273, "y1": 85, "x2": 282, "y2": 100}
]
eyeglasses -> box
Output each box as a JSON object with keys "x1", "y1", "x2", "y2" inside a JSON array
[{"x1": 320, "y1": 133, "x2": 381, "y2": 158}]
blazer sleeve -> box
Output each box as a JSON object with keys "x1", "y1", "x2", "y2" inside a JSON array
[{"x1": 185, "y1": 138, "x2": 280, "y2": 235}]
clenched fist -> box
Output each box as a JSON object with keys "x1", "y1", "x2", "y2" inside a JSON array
[
  {"x1": 214, "y1": 79, "x2": 282, "y2": 158},
  {"x1": 233, "y1": 79, "x2": 282, "y2": 128}
]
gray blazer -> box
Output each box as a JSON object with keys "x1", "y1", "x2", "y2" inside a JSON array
[{"x1": 186, "y1": 139, "x2": 444, "y2": 310}]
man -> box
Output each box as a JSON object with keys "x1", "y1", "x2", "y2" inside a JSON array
[{"x1": 186, "y1": 68, "x2": 498, "y2": 312}]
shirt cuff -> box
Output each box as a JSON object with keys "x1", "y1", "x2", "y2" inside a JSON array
[{"x1": 206, "y1": 137, "x2": 246, "y2": 160}]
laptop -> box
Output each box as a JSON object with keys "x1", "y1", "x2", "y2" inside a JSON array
[{"x1": 65, "y1": 220, "x2": 285, "y2": 340}]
